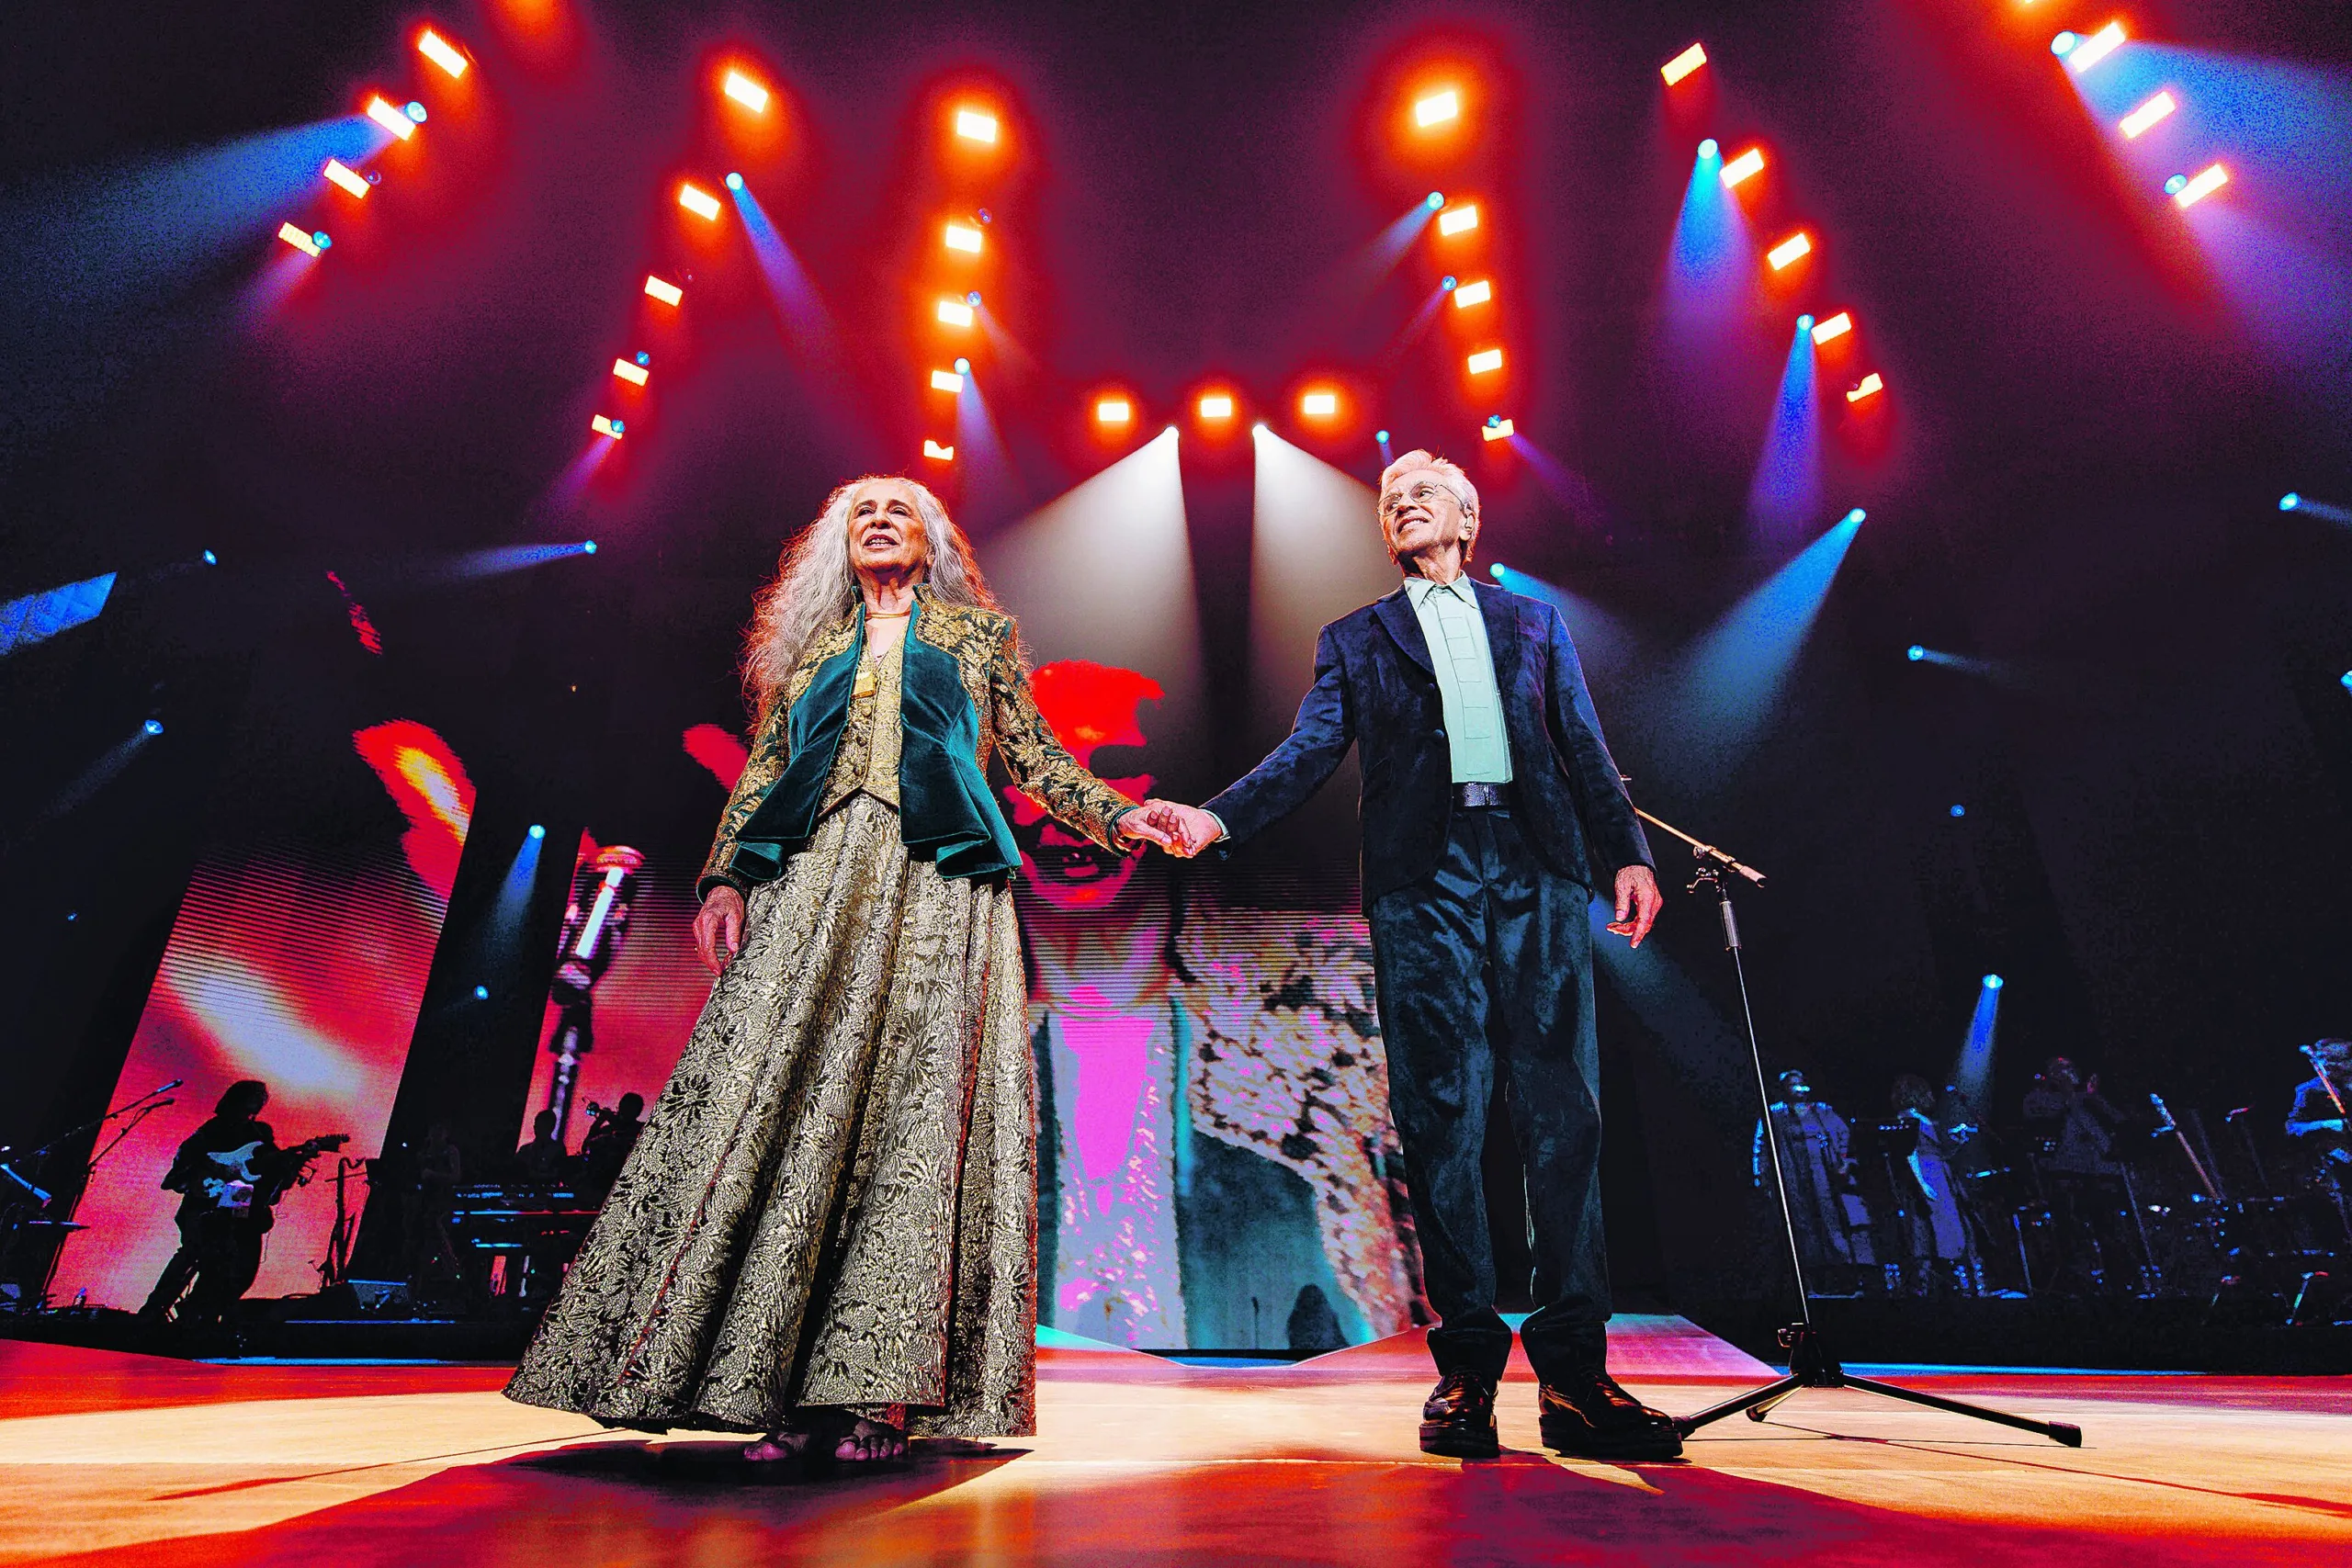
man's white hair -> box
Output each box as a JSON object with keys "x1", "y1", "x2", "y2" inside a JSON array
[
  {"x1": 740, "y1": 475, "x2": 997, "y2": 721},
  {"x1": 1377, "y1": 448, "x2": 1481, "y2": 564}
]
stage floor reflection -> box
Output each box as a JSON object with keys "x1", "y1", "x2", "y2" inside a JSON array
[{"x1": 3, "y1": 1328, "x2": 2347, "y2": 1565}]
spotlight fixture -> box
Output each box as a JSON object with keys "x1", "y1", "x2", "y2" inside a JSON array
[
  {"x1": 966, "y1": 289, "x2": 982, "y2": 306},
  {"x1": 2280, "y1": 492, "x2": 2301, "y2": 511},
  {"x1": 723, "y1": 69, "x2": 771, "y2": 113},
  {"x1": 1951, "y1": 805, "x2": 1966, "y2": 818},
  {"x1": 1797, "y1": 314, "x2": 1815, "y2": 333},
  {"x1": 2064, "y1": 20, "x2": 2125, "y2": 74},
  {"x1": 1481, "y1": 418, "x2": 1514, "y2": 441},
  {"x1": 1699, "y1": 138, "x2": 1718, "y2": 160},
  {"x1": 944, "y1": 220, "x2": 984, "y2": 254},
  {"x1": 1375, "y1": 428, "x2": 1391, "y2": 446},
  {"x1": 1811, "y1": 311, "x2": 1852, "y2": 344},
  {"x1": 678, "y1": 182, "x2": 721, "y2": 220},
  {"x1": 322, "y1": 158, "x2": 370, "y2": 197},
  {"x1": 1660, "y1": 41, "x2": 1707, "y2": 85},
  {"x1": 1906, "y1": 645, "x2": 1925, "y2": 661},
  {"x1": 1843, "y1": 508, "x2": 1867, "y2": 525},
  {"x1": 644, "y1": 275, "x2": 684, "y2": 306},
  {"x1": 725, "y1": 172, "x2": 744, "y2": 191},
  {"x1": 474, "y1": 986, "x2": 491, "y2": 1001},
  {"x1": 931, "y1": 368, "x2": 966, "y2": 392},
  {"x1": 1465, "y1": 348, "x2": 1503, "y2": 375},
  {"x1": 591, "y1": 414, "x2": 625, "y2": 437},
  {"x1": 2172, "y1": 163, "x2": 2228, "y2": 209},
  {"x1": 935, "y1": 298, "x2": 975, "y2": 328},
  {"x1": 405, "y1": 102, "x2": 428, "y2": 123},
  {"x1": 416, "y1": 28, "x2": 469, "y2": 78},
  {"x1": 1095, "y1": 396, "x2": 1133, "y2": 426},
  {"x1": 1489, "y1": 563, "x2": 1506, "y2": 580},
  {"x1": 954, "y1": 356, "x2": 971, "y2": 373},
  {"x1": 1720, "y1": 147, "x2": 1766, "y2": 188},
  {"x1": 2120, "y1": 90, "x2": 2176, "y2": 139},
  {"x1": 635, "y1": 351, "x2": 650, "y2": 367},
  {"x1": 613, "y1": 358, "x2": 649, "y2": 386},
  {"x1": 1983, "y1": 975, "x2": 2004, "y2": 991},
  {"x1": 277, "y1": 222, "x2": 323, "y2": 256},
  {"x1": 954, "y1": 107, "x2": 1000, "y2": 144},
  {"x1": 366, "y1": 96, "x2": 416, "y2": 141},
  {"x1": 528, "y1": 824, "x2": 548, "y2": 840},
  {"x1": 1197, "y1": 392, "x2": 1235, "y2": 421},
  {"x1": 142, "y1": 718, "x2": 164, "y2": 737},
  {"x1": 1426, "y1": 192, "x2": 1446, "y2": 211},
  {"x1": 1767, "y1": 231, "x2": 1813, "y2": 270},
  {"x1": 1847, "y1": 372, "x2": 1884, "y2": 402},
  {"x1": 1452, "y1": 278, "x2": 1492, "y2": 308},
  {"x1": 922, "y1": 439, "x2": 955, "y2": 461},
  {"x1": 1414, "y1": 87, "x2": 1461, "y2": 128},
  {"x1": 582, "y1": 541, "x2": 598, "y2": 554},
  {"x1": 1300, "y1": 389, "x2": 1339, "y2": 418},
  {"x1": 1436, "y1": 204, "x2": 1479, "y2": 236}
]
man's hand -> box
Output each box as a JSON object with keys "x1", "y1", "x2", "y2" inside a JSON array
[
  {"x1": 1143, "y1": 799, "x2": 1224, "y2": 858},
  {"x1": 1114, "y1": 807, "x2": 1179, "y2": 852},
  {"x1": 694, "y1": 886, "x2": 747, "y2": 975},
  {"x1": 1607, "y1": 864, "x2": 1662, "y2": 948}
]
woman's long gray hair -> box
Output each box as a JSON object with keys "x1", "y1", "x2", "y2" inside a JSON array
[{"x1": 740, "y1": 475, "x2": 998, "y2": 722}]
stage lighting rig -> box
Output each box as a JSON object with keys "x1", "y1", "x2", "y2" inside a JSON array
[
  {"x1": 416, "y1": 28, "x2": 469, "y2": 78},
  {"x1": 1481, "y1": 417, "x2": 1514, "y2": 441},
  {"x1": 1661, "y1": 42, "x2": 1707, "y2": 86},
  {"x1": 1811, "y1": 312, "x2": 1852, "y2": 344},
  {"x1": 944, "y1": 220, "x2": 984, "y2": 254},
  {"x1": 1847, "y1": 373, "x2": 1884, "y2": 403},
  {"x1": 1768, "y1": 231, "x2": 1813, "y2": 270},
  {"x1": 2120, "y1": 91, "x2": 2176, "y2": 139},
  {"x1": 2170, "y1": 164, "x2": 2227, "y2": 209},
  {"x1": 277, "y1": 223, "x2": 328, "y2": 256},
  {"x1": 923, "y1": 439, "x2": 956, "y2": 462},
  {"x1": 322, "y1": 159, "x2": 370, "y2": 197},
  {"x1": 613, "y1": 358, "x2": 648, "y2": 386},
  {"x1": 1299, "y1": 389, "x2": 1339, "y2": 419},
  {"x1": 955, "y1": 107, "x2": 1000, "y2": 144},
  {"x1": 1197, "y1": 391, "x2": 1236, "y2": 423},
  {"x1": 936, "y1": 298, "x2": 975, "y2": 328},
  {"x1": 1721, "y1": 147, "x2": 1766, "y2": 188},
  {"x1": 932, "y1": 368, "x2": 967, "y2": 392},
  {"x1": 1436, "y1": 204, "x2": 1479, "y2": 236},
  {"x1": 366, "y1": 96, "x2": 417, "y2": 140},
  {"x1": 644, "y1": 275, "x2": 683, "y2": 306},
  {"x1": 1095, "y1": 396, "x2": 1133, "y2": 427},
  {"x1": 1466, "y1": 348, "x2": 1502, "y2": 375},
  {"x1": 591, "y1": 414, "x2": 625, "y2": 437},
  {"x1": 1452, "y1": 278, "x2": 1492, "y2": 308},
  {"x1": 1414, "y1": 87, "x2": 1460, "y2": 129},
  {"x1": 2059, "y1": 20, "x2": 2125, "y2": 74},
  {"x1": 678, "y1": 182, "x2": 722, "y2": 220},
  {"x1": 723, "y1": 69, "x2": 771, "y2": 113}
]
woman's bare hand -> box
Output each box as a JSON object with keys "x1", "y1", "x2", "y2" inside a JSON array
[{"x1": 694, "y1": 886, "x2": 748, "y2": 974}]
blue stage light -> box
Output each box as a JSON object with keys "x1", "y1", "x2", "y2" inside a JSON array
[
  {"x1": 610, "y1": 419, "x2": 625, "y2": 434},
  {"x1": 1699, "y1": 138, "x2": 1719, "y2": 159},
  {"x1": 582, "y1": 540, "x2": 597, "y2": 554},
  {"x1": 1487, "y1": 413, "x2": 1502, "y2": 427},
  {"x1": 1796, "y1": 313, "x2": 1815, "y2": 333},
  {"x1": 725, "y1": 172, "x2": 744, "y2": 191},
  {"x1": 1906, "y1": 644, "x2": 1926, "y2": 661},
  {"x1": 1983, "y1": 974, "x2": 2004, "y2": 990},
  {"x1": 2280, "y1": 492, "x2": 2301, "y2": 511},
  {"x1": 312, "y1": 231, "x2": 332, "y2": 250},
  {"x1": 965, "y1": 290, "x2": 981, "y2": 306},
  {"x1": 634, "y1": 352, "x2": 650, "y2": 368},
  {"x1": 405, "y1": 101, "x2": 428, "y2": 123},
  {"x1": 473, "y1": 984, "x2": 490, "y2": 1000},
  {"x1": 1426, "y1": 191, "x2": 1445, "y2": 210},
  {"x1": 142, "y1": 718, "x2": 164, "y2": 736},
  {"x1": 528, "y1": 824, "x2": 546, "y2": 840},
  {"x1": 2164, "y1": 173, "x2": 2188, "y2": 196},
  {"x1": 2051, "y1": 31, "x2": 2079, "y2": 57},
  {"x1": 2341, "y1": 671, "x2": 2352, "y2": 694},
  {"x1": 1375, "y1": 429, "x2": 1390, "y2": 445},
  {"x1": 955, "y1": 356, "x2": 971, "y2": 374},
  {"x1": 1442, "y1": 275, "x2": 1458, "y2": 291},
  {"x1": 1844, "y1": 508, "x2": 1866, "y2": 525},
  {"x1": 1951, "y1": 804, "x2": 1966, "y2": 818},
  {"x1": 202, "y1": 549, "x2": 218, "y2": 565},
  {"x1": 977, "y1": 208, "x2": 991, "y2": 224},
  {"x1": 1489, "y1": 563, "x2": 1506, "y2": 581}
]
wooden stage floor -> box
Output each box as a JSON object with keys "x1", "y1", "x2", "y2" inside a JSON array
[{"x1": 3, "y1": 1323, "x2": 2348, "y2": 1566}]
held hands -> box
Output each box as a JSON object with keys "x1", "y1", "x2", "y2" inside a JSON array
[
  {"x1": 1607, "y1": 863, "x2": 1663, "y2": 948},
  {"x1": 1141, "y1": 799, "x2": 1223, "y2": 858},
  {"x1": 694, "y1": 885, "x2": 747, "y2": 974}
]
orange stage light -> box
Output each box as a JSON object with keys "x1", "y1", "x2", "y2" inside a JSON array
[
  {"x1": 1452, "y1": 278, "x2": 1492, "y2": 309},
  {"x1": 1095, "y1": 397, "x2": 1134, "y2": 426},
  {"x1": 613, "y1": 358, "x2": 649, "y2": 386},
  {"x1": 1414, "y1": 88, "x2": 1461, "y2": 128},
  {"x1": 678, "y1": 182, "x2": 721, "y2": 220},
  {"x1": 644, "y1": 275, "x2": 684, "y2": 306},
  {"x1": 955, "y1": 107, "x2": 999, "y2": 144},
  {"x1": 1436, "y1": 204, "x2": 1479, "y2": 237},
  {"x1": 2120, "y1": 90, "x2": 2175, "y2": 139},
  {"x1": 1481, "y1": 419, "x2": 1514, "y2": 441},
  {"x1": 276, "y1": 222, "x2": 322, "y2": 257},
  {"x1": 1300, "y1": 389, "x2": 1340, "y2": 419},
  {"x1": 923, "y1": 439, "x2": 956, "y2": 461},
  {"x1": 417, "y1": 28, "x2": 469, "y2": 79},
  {"x1": 1661, "y1": 42, "x2": 1707, "y2": 86},
  {"x1": 322, "y1": 159, "x2": 370, "y2": 197},
  {"x1": 591, "y1": 414, "x2": 625, "y2": 438},
  {"x1": 1811, "y1": 311, "x2": 1852, "y2": 344},
  {"x1": 1466, "y1": 348, "x2": 1503, "y2": 375},
  {"x1": 2066, "y1": 20, "x2": 2125, "y2": 73},
  {"x1": 1768, "y1": 231, "x2": 1813, "y2": 270},
  {"x1": 366, "y1": 96, "x2": 416, "y2": 141},
  {"x1": 2173, "y1": 162, "x2": 2228, "y2": 208},
  {"x1": 931, "y1": 368, "x2": 966, "y2": 393},
  {"x1": 935, "y1": 299, "x2": 975, "y2": 328},
  {"x1": 1721, "y1": 147, "x2": 1766, "y2": 188},
  {"x1": 723, "y1": 69, "x2": 771, "y2": 113},
  {"x1": 1846, "y1": 373, "x2": 1883, "y2": 403},
  {"x1": 1197, "y1": 392, "x2": 1235, "y2": 421},
  {"x1": 944, "y1": 221, "x2": 984, "y2": 254}
]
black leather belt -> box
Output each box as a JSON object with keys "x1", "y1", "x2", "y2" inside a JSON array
[{"x1": 1453, "y1": 782, "x2": 1511, "y2": 809}]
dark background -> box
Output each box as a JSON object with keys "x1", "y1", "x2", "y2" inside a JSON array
[{"x1": 4, "y1": 0, "x2": 2350, "y2": 1311}]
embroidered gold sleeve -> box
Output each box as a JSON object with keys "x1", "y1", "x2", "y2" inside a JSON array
[
  {"x1": 987, "y1": 617, "x2": 1140, "y2": 852},
  {"x1": 696, "y1": 698, "x2": 792, "y2": 899}
]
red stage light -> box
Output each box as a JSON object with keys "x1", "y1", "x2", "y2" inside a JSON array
[
  {"x1": 417, "y1": 28, "x2": 469, "y2": 79},
  {"x1": 1768, "y1": 231, "x2": 1813, "y2": 270},
  {"x1": 955, "y1": 107, "x2": 999, "y2": 144},
  {"x1": 366, "y1": 96, "x2": 416, "y2": 141},
  {"x1": 944, "y1": 220, "x2": 984, "y2": 255},
  {"x1": 591, "y1": 414, "x2": 625, "y2": 438},
  {"x1": 1661, "y1": 42, "x2": 1707, "y2": 86},
  {"x1": 931, "y1": 368, "x2": 966, "y2": 393},
  {"x1": 1095, "y1": 396, "x2": 1133, "y2": 427},
  {"x1": 1414, "y1": 87, "x2": 1461, "y2": 129},
  {"x1": 1197, "y1": 391, "x2": 1236, "y2": 422},
  {"x1": 923, "y1": 439, "x2": 956, "y2": 462},
  {"x1": 613, "y1": 358, "x2": 649, "y2": 386},
  {"x1": 935, "y1": 299, "x2": 975, "y2": 328},
  {"x1": 678, "y1": 182, "x2": 721, "y2": 220},
  {"x1": 1721, "y1": 147, "x2": 1766, "y2": 188},
  {"x1": 1452, "y1": 278, "x2": 1492, "y2": 308},
  {"x1": 1846, "y1": 373, "x2": 1883, "y2": 403},
  {"x1": 644, "y1": 275, "x2": 683, "y2": 306},
  {"x1": 1466, "y1": 348, "x2": 1503, "y2": 375},
  {"x1": 1481, "y1": 418, "x2": 1514, "y2": 442},
  {"x1": 723, "y1": 69, "x2": 770, "y2": 113},
  {"x1": 1811, "y1": 311, "x2": 1852, "y2": 344},
  {"x1": 322, "y1": 159, "x2": 370, "y2": 198},
  {"x1": 1299, "y1": 389, "x2": 1340, "y2": 420},
  {"x1": 1437, "y1": 204, "x2": 1479, "y2": 237},
  {"x1": 277, "y1": 222, "x2": 323, "y2": 257}
]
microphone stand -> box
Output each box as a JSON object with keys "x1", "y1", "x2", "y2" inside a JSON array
[{"x1": 1632, "y1": 806, "x2": 2082, "y2": 1448}]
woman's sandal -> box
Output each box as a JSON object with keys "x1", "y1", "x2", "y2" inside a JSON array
[{"x1": 831, "y1": 1404, "x2": 910, "y2": 1464}]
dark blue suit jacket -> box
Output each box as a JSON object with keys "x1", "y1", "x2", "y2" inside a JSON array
[{"x1": 1204, "y1": 578, "x2": 1653, "y2": 912}]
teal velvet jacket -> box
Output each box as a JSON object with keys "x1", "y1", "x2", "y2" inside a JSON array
[{"x1": 697, "y1": 592, "x2": 1138, "y2": 898}]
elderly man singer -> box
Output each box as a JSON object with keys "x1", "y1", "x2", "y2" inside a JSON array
[{"x1": 1151, "y1": 450, "x2": 1677, "y2": 1461}]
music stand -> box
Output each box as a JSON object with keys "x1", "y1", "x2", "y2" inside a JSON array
[{"x1": 1634, "y1": 807, "x2": 2082, "y2": 1448}]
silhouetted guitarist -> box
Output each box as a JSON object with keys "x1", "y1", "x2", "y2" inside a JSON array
[{"x1": 139, "y1": 1080, "x2": 346, "y2": 1330}]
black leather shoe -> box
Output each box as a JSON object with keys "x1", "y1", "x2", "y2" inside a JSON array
[
  {"x1": 1538, "y1": 1371, "x2": 1684, "y2": 1461},
  {"x1": 1419, "y1": 1370, "x2": 1500, "y2": 1458}
]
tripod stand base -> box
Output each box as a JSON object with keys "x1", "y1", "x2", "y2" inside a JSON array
[{"x1": 1676, "y1": 1325, "x2": 2083, "y2": 1448}]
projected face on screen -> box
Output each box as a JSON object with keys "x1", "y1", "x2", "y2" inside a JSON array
[{"x1": 1002, "y1": 660, "x2": 1161, "y2": 912}]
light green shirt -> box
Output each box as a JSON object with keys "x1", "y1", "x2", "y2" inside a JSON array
[{"x1": 1403, "y1": 573, "x2": 1513, "y2": 784}]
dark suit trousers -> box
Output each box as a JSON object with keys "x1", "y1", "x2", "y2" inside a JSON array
[{"x1": 1369, "y1": 807, "x2": 1611, "y2": 1384}]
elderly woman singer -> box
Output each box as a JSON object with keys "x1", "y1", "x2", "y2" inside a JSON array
[{"x1": 506, "y1": 475, "x2": 1172, "y2": 1463}]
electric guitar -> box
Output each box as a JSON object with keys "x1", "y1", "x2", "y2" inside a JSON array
[{"x1": 200, "y1": 1134, "x2": 350, "y2": 1214}]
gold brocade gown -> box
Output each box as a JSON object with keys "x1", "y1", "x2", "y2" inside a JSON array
[{"x1": 504, "y1": 633, "x2": 1041, "y2": 1437}]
